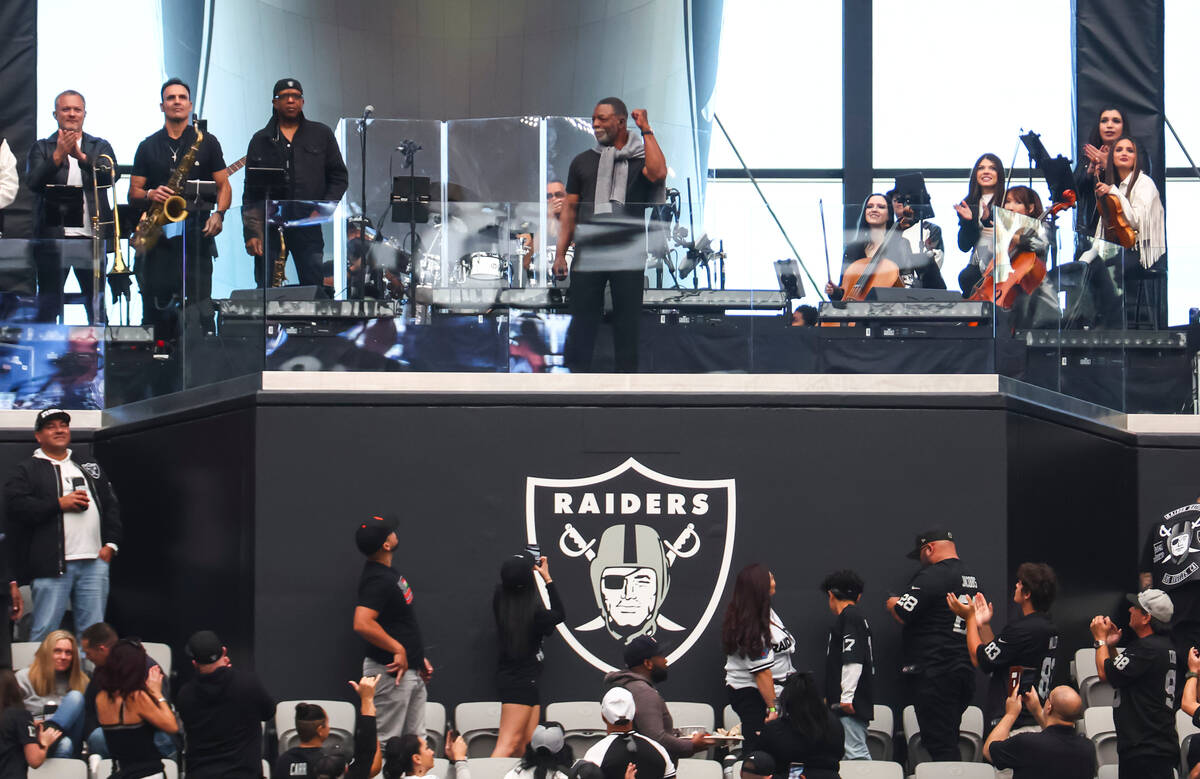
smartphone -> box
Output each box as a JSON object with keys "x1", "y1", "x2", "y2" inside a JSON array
[
  {"x1": 525, "y1": 543, "x2": 540, "y2": 563},
  {"x1": 787, "y1": 763, "x2": 805, "y2": 779},
  {"x1": 70, "y1": 477, "x2": 85, "y2": 493},
  {"x1": 1007, "y1": 666, "x2": 1033, "y2": 697}
]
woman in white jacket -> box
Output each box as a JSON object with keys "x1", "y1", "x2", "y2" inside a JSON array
[
  {"x1": 0, "y1": 138, "x2": 18, "y2": 214},
  {"x1": 1094, "y1": 134, "x2": 1165, "y2": 269}
]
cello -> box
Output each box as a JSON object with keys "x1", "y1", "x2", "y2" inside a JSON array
[
  {"x1": 969, "y1": 192, "x2": 1074, "y2": 309},
  {"x1": 835, "y1": 220, "x2": 906, "y2": 301}
]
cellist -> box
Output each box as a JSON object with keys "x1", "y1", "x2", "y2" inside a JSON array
[
  {"x1": 825, "y1": 193, "x2": 918, "y2": 300},
  {"x1": 996, "y1": 186, "x2": 1060, "y2": 331}
]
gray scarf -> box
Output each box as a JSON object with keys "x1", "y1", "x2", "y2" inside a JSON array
[{"x1": 592, "y1": 136, "x2": 646, "y2": 215}]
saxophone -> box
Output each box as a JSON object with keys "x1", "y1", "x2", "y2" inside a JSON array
[
  {"x1": 131, "y1": 126, "x2": 204, "y2": 253},
  {"x1": 270, "y1": 226, "x2": 288, "y2": 286}
]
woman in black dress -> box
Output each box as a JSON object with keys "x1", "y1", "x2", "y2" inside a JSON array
[
  {"x1": 94, "y1": 640, "x2": 179, "y2": 778},
  {"x1": 492, "y1": 553, "x2": 566, "y2": 757},
  {"x1": 758, "y1": 673, "x2": 844, "y2": 779}
]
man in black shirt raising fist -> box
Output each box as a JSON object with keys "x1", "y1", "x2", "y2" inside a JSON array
[
  {"x1": 821, "y1": 569, "x2": 874, "y2": 760},
  {"x1": 1091, "y1": 589, "x2": 1179, "y2": 779},
  {"x1": 886, "y1": 528, "x2": 980, "y2": 762}
]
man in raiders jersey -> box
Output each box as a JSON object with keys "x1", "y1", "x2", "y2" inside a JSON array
[
  {"x1": 1091, "y1": 589, "x2": 1179, "y2": 779},
  {"x1": 885, "y1": 528, "x2": 980, "y2": 762},
  {"x1": 583, "y1": 687, "x2": 676, "y2": 779},
  {"x1": 947, "y1": 562, "x2": 1059, "y2": 730},
  {"x1": 821, "y1": 569, "x2": 874, "y2": 760}
]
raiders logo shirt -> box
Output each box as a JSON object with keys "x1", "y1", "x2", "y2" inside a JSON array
[
  {"x1": 975, "y1": 611, "x2": 1058, "y2": 728},
  {"x1": 0, "y1": 706, "x2": 36, "y2": 779},
  {"x1": 1105, "y1": 632, "x2": 1179, "y2": 762},
  {"x1": 823, "y1": 603, "x2": 874, "y2": 723},
  {"x1": 724, "y1": 609, "x2": 794, "y2": 691},
  {"x1": 892, "y1": 558, "x2": 980, "y2": 672},
  {"x1": 357, "y1": 561, "x2": 425, "y2": 668},
  {"x1": 583, "y1": 731, "x2": 676, "y2": 779}
]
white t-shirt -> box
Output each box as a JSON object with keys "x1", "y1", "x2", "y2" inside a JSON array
[
  {"x1": 33, "y1": 448, "x2": 102, "y2": 559},
  {"x1": 62, "y1": 152, "x2": 93, "y2": 238},
  {"x1": 723, "y1": 608, "x2": 795, "y2": 693}
]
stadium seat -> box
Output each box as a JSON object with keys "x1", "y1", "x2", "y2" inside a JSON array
[
  {"x1": 867, "y1": 704, "x2": 894, "y2": 761},
  {"x1": 723, "y1": 704, "x2": 740, "y2": 731},
  {"x1": 838, "y1": 761, "x2": 905, "y2": 778},
  {"x1": 28, "y1": 758, "x2": 86, "y2": 778},
  {"x1": 1096, "y1": 766, "x2": 1119, "y2": 779},
  {"x1": 142, "y1": 641, "x2": 172, "y2": 679},
  {"x1": 274, "y1": 698, "x2": 356, "y2": 754},
  {"x1": 901, "y1": 704, "x2": 984, "y2": 769},
  {"x1": 912, "y1": 763, "x2": 996, "y2": 778},
  {"x1": 456, "y1": 701, "x2": 503, "y2": 758},
  {"x1": 1179, "y1": 707, "x2": 1200, "y2": 779},
  {"x1": 666, "y1": 702, "x2": 716, "y2": 732},
  {"x1": 1074, "y1": 646, "x2": 1115, "y2": 708},
  {"x1": 92, "y1": 758, "x2": 179, "y2": 778},
  {"x1": 467, "y1": 756, "x2": 521, "y2": 779},
  {"x1": 427, "y1": 701, "x2": 447, "y2": 757},
  {"x1": 1081, "y1": 705, "x2": 1117, "y2": 768},
  {"x1": 545, "y1": 700, "x2": 606, "y2": 755},
  {"x1": 12, "y1": 640, "x2": 38, "y2": 670},
  {"x1": 676, "y1": 758, "x2": 723, "y2": 779}
]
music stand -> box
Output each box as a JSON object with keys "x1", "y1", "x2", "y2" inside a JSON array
[
  {"x1": 774, "y1": 258, "x2": 803, "y2": 323},
  {"x1": 42, "y1": 185, "x2": 85, "y2": 229},
  {"x1": 1020, "y1": 131, "x2": 1075, "y2": 272}
]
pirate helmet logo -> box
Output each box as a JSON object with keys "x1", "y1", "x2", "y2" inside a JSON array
[
  {"x1": 1154, "y1": 503, "x2": 1200, "y2": 588},
  {"x1": 528, "y1": 458, "x2": 734, "y2": 672}
]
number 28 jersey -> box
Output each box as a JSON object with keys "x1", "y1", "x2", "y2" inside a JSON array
[{"x1": 892, "y1": 558, "x2": 980, "y2": 672}]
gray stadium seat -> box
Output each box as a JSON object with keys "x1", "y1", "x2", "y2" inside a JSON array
[
  {"x1": 666, "y1": 702, "x2": 716, "y2": 732},
  {"x1": 913, "y1": 763, "x2": 996, "y2": 778},
  {"x1": 723, "y1": 704, "x2": 740, "y2": 730},
  {"x1": 545, "y1": 700, "x2": 606, "y2": 756},
  {"x1": 676, "y1": 758, "x2": 723, "y2": 779},
  {"x1": 1081, "y1": 705, "x2": 1117, "y2": 768},
  {"x1": 1179, "y1": 707, "x2": 1199, "y2": 778},
  {"x1": 838, "y1": 761, "x2": 904, "y2": 778},
  {"x1": 456, "y1": 701, "x2": 503, "y2": 758},
  {"x1": 902, "y1": 704, "x2": 984, "y2": 770},
  {"x1": 1075, "y1": 646, "x2": 1116, "y2": 708},
  {"x1": 92, "y1": 758, "x2": 178, "y2": 778},
  {"x1": 427, "y1": 701, "x2": 447, "y2": 756},
  {"x1": 12, "y1": 640, "x2": 38, "y2": 671},
  {"x1": 1096, "y1": 766, "x2": 1119, "y2": 779},
  {"x1": 28, "y1": 757, "x2": 87, "y2": 778},
  {"x1": 142, "y1": 641, "x2": 172, "y2": 679},
  {"x1": 274, "y1": 698, "x2": 356, "y2": 755},
  {"x1": 466, "y1": 756, "x2": 520, "y2": 779},
  {"x1": 867, "y1": 704, "x2": 894, "y2": 761}
]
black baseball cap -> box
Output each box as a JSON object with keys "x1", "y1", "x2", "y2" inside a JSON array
[
  {"x1": 740, "y1": 752, "x2": 776, "y2": 778},
  {"x1": 907, "y1": 528, "x2": 954, "y2": 559},
  {"x1": 624, "y1": 635, "x2": 664, "y2": 668},
  {"x1": 356, "y1": 514, "x2": 399, "y2": 555},
  {"x1": 185, "y1": 630, "x2": 223, "y2": 664},
  {"x1": 34, "y1": 408, "x2": 70, "y2": 431},
  {"x1": 500, "y1": 555, "x2": 532, "y2": 590},
  {"x1": 273, "y1": 78, "x2": 303, "y2": 97}
]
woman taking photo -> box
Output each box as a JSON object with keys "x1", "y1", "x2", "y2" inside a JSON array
[
  {"x1": 759, "y1": 673, "x2": 845, "y2": 779},
  {"x1": 0, "y1": 668, "x2": 57, "y2": 776},
  {"x1": 955, "y1": 153, "x2": 1006, "y2": 294},
  {"x1": 492, "y1": 553, "x2": 565, "y2": 757},
  {"x1": 16, "y1": 629, "x2": 88, "y2": 756},
  {"x1": 93, "y1": 640, "x2": 178, "y2": 778},
  {"x1": 721, "y1": 563, "x2": 794, "y2": 755}
]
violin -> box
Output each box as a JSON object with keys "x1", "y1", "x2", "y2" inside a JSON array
[
  {"x1": 1098, "y1": 191, "x2": 1137, "y2": 250},
  {"x1": 969, "y1": 194, "x2": 1074, "y2": 310}
]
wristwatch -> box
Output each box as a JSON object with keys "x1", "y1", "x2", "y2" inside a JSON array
[{"x1": 1093, "y1": 640, "x2": 1105, "y2": 648}]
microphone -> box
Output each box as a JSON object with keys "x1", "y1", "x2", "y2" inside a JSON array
[{"x1": 361, "y1": 105, "x2": 375, "y2": 121}]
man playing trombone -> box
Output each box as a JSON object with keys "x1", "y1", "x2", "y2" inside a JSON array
[
  {"x1": 26, "y1": 89, "x2": 117, "y2": 323},
  {"x1": 128, "y1": 78, "x2": 231, "y2": 337}
]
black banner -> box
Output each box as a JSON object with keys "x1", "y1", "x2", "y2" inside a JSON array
[{"x1": 0, "y1": 0, "x2": 36, "y2": 238}]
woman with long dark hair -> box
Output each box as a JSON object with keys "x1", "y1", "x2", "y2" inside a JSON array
[
  {"x1": 492, "y1": 554, "x2": 565, "y2": 756},
  {"x1": 954, "y1": 153, "x2": 1005, "y2": 294},
  {"x1": 759, "y1": 673, "x2": 845, "y2": 779},
  {"x1": 721, "y1": 563, "x2": 794, "y2": 755},
  {"x1": 502, "y1": 722, "x2": 573, "y2": 779},
  {"x1": 1074, "y1": 106, "x2": 1153, "y2": 238},
  {"x1": 826, "y1": 194, "x2": 909, "y2": 300},
  {"x1": 93, "y1": 640, "x2": 178, "y2": 778},
  {"x1": 0, "y1": 668, "x2": 57, "y2": 775}
]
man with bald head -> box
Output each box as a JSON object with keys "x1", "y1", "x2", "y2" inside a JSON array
[{"x1": 983, "y1": 686, "x2": 1094, "y2": 778}]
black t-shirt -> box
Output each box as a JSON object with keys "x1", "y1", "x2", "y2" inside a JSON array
[
  {"x1": 132, "y1": 125, "x2": 227, "y2": 216},
  {"x1": 494, "y1": 580, "x2": 566, "y2": 680},
  {"x1": 583, "y1": 732, "x2": 675, "y2": 779},
  {"x1": 892, "y1": 557, "x2": 980, "y2": 671},
  {"x1": 1141, "y1": 524, "x2": 1200, "y2": 624},
  {"x1": 357, "y1": 561, "x2": 425, "y2": 667},
  {"x1": 0, "y1": 706, "x2": 35, "y2": 779},
  {"x1": 1106, "y1": 632, "x2": 1178, "y2": 761},
  {"x1": 976, "y1": 611, "x2": 1059, "y2": 728},
  {"x1": 565, "y1": 148, "x2": 657, "y2": 271},
  {"x1": 275, "y1": 745, "x2": 325, "y2": 778},
  {"x1": 758, "y1": 712, "x2": 845, "y2": 779},
  {"x1": 988, "y1": 724, "x2": 1096, "y2": 779},
  {"x1": 823, "y1": 604, "x2": 874, "y2": 723}
]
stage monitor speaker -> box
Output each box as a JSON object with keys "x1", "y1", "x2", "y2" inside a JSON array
[
  {"x1": 230, "y1": 286, "x2": 324, "y2": 302},
  {"x1": 865, "y1": 288, "x2": 965, "y2": 303}
]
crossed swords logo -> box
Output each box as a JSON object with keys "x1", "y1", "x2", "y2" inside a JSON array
[{"x1": 559, "y1": 521, "x2": 701, "y2": 633}]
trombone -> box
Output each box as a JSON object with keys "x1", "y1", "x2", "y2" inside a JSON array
[{"x1": 91, "y1": 154, "x2": 132, "y2": 324}]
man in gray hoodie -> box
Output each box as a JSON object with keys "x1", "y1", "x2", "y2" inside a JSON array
[{"x1": 602, "y1": 636, "x2": 714, "y2": 761}]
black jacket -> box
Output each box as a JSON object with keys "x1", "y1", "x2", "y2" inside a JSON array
[
  {"x1": 2, "y1": 452, "x2": 122, "y2": 583},
  {"x1": 176, "y1": 666, "x2": 275, "y2": 779},
  {"x1": 26, "y1": 131, "x2": 118, "y2": 239},
  {"x1": 241, "y1": 114, "x2": 347, "y2": 241}
]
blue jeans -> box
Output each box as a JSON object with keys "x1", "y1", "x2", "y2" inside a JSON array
[
  {"x1": 30, "y1": 558, "x2": 110, "y2": 642},
  {"x1": 45, "y1": 689, "x2": 84, "y2": 757},
  {"x1": 87, "y1": 726, "x2": 176, "y2": 758},
  {"x1": 840, "y1": 714, "x2": 871, "y2": 760}
]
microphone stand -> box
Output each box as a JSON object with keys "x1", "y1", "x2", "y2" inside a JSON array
[
  {"x1": 398, "y1": 139, "x2": 422, "y2": 321},
  {"x1": 356, "y1": 110, "x2": 372, "y2": 299}
]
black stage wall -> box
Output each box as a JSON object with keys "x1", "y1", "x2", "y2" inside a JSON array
[
  {"x1": 93, "y1": 392, "x2": 1170, "y2": 713},
  {"x1": 0, "y1": 0, "x2": 37, "y2": 238}
]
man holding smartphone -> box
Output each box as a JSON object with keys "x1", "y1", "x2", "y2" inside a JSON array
[{"x1": 3, "y1": 409, "x2": 121, "y2": 641}]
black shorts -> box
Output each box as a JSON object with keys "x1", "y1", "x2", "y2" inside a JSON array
[{"x1": 497, "y1": 670, "x2": 540, "y2": 707}]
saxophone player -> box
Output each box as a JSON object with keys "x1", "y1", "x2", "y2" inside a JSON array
[
  {"x1": 128, "y1": 78, "x2": 231, "y2": 336},
  {"x1": 242, "y1": 78, "x2": 347, "y2": 293}
]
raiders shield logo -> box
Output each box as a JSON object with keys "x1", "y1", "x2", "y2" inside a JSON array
[
  {"x1": 526, "y1": 457, "x2": 735, "y2": 672},
  {"x1": 1154, "y1": 503, "x2": 1200, "y2": 587},
  {"x1": 80, "y1": 462, "x2": 100, "y2": 480}
]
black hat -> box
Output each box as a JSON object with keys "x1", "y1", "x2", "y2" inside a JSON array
[
  {"x1": 500, "y1": 555, "x2": 533, "y2": 590},
  {"x1": 273, "y1": 78, "x2": 303, "y2": 97},
  {"x1": 740, "y1": 752, "x2": 776, "y2": 777},
  {"x1": 185, "y1": 630, "x2": 223, "y2": 664},
  {"x1": 907, "y1": 528, "x2": 954, "y2": 560},
  {"x1": 34, "y1": 408, "x2": 70, "y2": 431},
  {"x1": 624, "y1": 635, "x2": 664, "y2": 668},
  {"x1": 356, "y1": 514, "x2": 399, "y2": 555}
]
